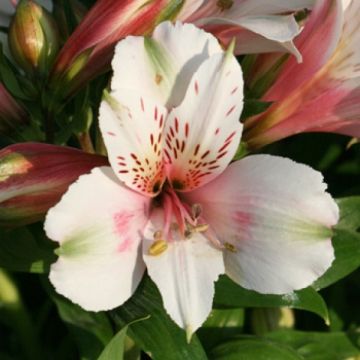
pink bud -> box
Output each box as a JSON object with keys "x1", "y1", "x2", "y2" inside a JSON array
[
  {"x1": 50, "y1": 0, "x2": 184, "y2": 97},
  {"x1": 0, "y1": 143, "x2": 108, "y2": 227}
]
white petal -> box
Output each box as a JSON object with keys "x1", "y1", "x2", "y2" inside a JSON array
[
  {"x1": 164, "y1": 47, "x2": 243, "y2": 192},
  {"x1": 143, "y1": 209, "x2": 224, "y2": 338},
  {"x1": 45, "y1": 166, "x2": 150, "y2": 311},
  {"x1": 184, "y1": 155, "x2": 339, "y2": 294},
  {"x1": 99, "y1": 92, "x2": 167, "y2": 196},
  {"x1": 238, "y1": 15, "x2": 300, "y2": 43},
  {"x1": 111, "y1": 21, "x2": 222, "y2": 108}
]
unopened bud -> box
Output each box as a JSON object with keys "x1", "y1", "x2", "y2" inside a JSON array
[
  {"x1": 9, "y1": 0, "x2": 59, "y2": 75},
  {"x1": 0, "y1": 143, "x2": 107, "y2": 227}
]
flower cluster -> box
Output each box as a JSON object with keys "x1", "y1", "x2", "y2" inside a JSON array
[{"x1": 0, "y1": 0, "x2": 358, "y2": 343}]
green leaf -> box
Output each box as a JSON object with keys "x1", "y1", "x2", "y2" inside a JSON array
[
  {"x1": 50, "y1": 292, "x2": 114, "y2": 360},
  {"x1": 97, "y1": 327, "x2": 127, "y2": 360},
  {"x1": 210, "y1": 338, "x2": 303, "y2": 360},
  {"x1": 314, "y1": 228, "x2": 360, "y2": 289},
  {"x1": 214, "y1": 276, "x2": 329, "y2": 324},
  {"x1": 240, "y1": 99, "x2": 272, "y2": 120},
  {"x1": 0, "y1": 227, "x2": 56, "y2": 273},
  {"x1": 266, "y1": 330, "x2": 360, "y2": 360},
  {"x1": 336, "y1": 197, "x2": 360, "y2": 231},
  {"x1": 198, "y1": 308, "x2": 245, "y2": 350},
  {"x1": 0, "y1": 45, "x2": 32, "y2": 100},
  {"x1": 111, "y1": 275, "x2": 208, "y2": 360}
]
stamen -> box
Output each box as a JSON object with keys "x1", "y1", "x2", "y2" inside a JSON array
[
  {"x1": 149, "y1": 240, "x2": 168, "y2": 256},
  {"x1": 224, "y1": 242, "x2": 237, "y2": 253},
  {"x1": 149, "y1": 231, "x2": 168, "y2": 256},
  {"x1": 191, "y1": 203, "x2": 202, "y2": 220},
  {"x1": 216, "y1": 0, "x2": 233, "y2": 11},
  {"x1": 194, "y1": 223, "x2": 209, "y2": 233}
]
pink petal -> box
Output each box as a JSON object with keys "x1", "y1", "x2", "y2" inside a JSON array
[{"x1": 263, "y1": 0, "x2": 343, "y2": 102}]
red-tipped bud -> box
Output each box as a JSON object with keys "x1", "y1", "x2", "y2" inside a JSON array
[
  {"x1": 0, "y1": 83, "x2": 28, "y2": 134},
  {"x1": 0, "y1": 143, "x2": 108, "y2": 227},
  {"x1": 8, "y1": 0, "x2": 59, "y2": 75},
  {"x1": 50, "y1": 0, "x2": 184, "y2": 97}
]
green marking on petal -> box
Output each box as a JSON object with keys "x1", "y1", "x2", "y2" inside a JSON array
[
  {"x1": 226, "y1": 37, "x2": 236, "y2": 57},
  {"x1": 55, "y1": 227, "x2": 100, "y2": 257},
  {"x1": 144, "y1": 37, "x2": 175, "y2": 92}
]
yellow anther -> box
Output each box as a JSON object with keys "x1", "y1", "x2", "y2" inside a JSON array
[
  {"x1": 224, "y1": 242, "x2": 237, "y2": 253},
  {"x1": 148, "y1": 240, "x2": 168, "y2": 256},
  {"x1": 217, "y1": 0, "x2": 233, "y2": 11},
  {"x1": 194, "y1": 223, "x2": 209, "y2": 233}
]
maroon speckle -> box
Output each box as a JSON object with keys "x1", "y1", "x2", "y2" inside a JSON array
[
  {"x1": 154, "y1": 106, "x2": 158, "y2": 120},
  {"x1": 175, "y1": 117, "x2": 179, "y2": 133},
  {"x1": 119, "y1": 170, "x2": 129, "y2": 174},
  {"x1": 231, "y1": 87, "x2": 238, "y2": 95},
  {"x1": 140, "y1": 97, "x2": 145, "y2": 112},
  {"x1": 185, "y1": 122, "x2": 189, "y2": 137},
  {"x1": 194, "y1": 81, "x2": 199, "y2": 95},
  {"x1": 225, "y1": 131, "x2": 236, "y2": 142},
  {"x1": 107, "y1": 131, "x2": 116, "y2": 136},
  {"x1": 201, "y1": 150, "x2": 210, "y2": 159},
  {"x1": 226, "y1": 105, "x2": 236, "y2": 117},
  {"x1": 150, "y1": 134, "x2": 154, "y2": 145},
  {"x1": 194, "y1": 144, "x2": 200, "y2": 156}
]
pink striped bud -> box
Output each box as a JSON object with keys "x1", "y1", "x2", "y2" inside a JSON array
[{"x1": 0, "y1": 143, "x2": 108, "y2": 227}]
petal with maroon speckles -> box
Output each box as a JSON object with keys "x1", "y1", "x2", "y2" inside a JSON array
[
  {"x1": 164, "y1": 45, "x2": 244, "y2": 192},
  {"x1": 99, "y1": 91, "x2": 167, "y2": 197}
]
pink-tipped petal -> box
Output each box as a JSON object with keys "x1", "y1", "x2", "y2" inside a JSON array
[
  {"x1": 165, "y1": 47, "x2": 243, "y2": 192},
  {"x1": 143, "y1": 208, "x2": 224, "y2": 338},
  {"x1": 184, "y1": 155, "x2": 338, "y2": 294},
  {"x1": 99, "y1": 92, "x2": 167, "y2": 197},
  {"x1": 45, "y1": 166, "x2": 150, "y2": 311},
  {"x1": 263, "y1": 0, "x2": 343, "y2": 102},
  {"x1": 244, "y1": 0, "x2": 360, "y2": 147}
]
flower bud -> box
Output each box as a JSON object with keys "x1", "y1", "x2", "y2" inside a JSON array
[
  {"x1": 8, "y1": 0, "x2": 59, "y2": 75},
  {"x1": 0, "y1": 83, "x2": 28, "y2": 134},
  {"x1": 0, "y1": 143, "x2": 108, "y2": 227},
  {"x1": 50, "y1": 0, "x2": 184, "y2": 97}
]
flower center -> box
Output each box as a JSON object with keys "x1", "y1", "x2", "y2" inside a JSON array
[{"x1": 148, "y1": 186, "x2": 212, "y2": 255}]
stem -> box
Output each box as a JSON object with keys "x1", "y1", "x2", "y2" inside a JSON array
[
  {"x1": 77, "y1": 131, "x2": 95, "y2": 153},
  {"x1": 0, "y1": 269, "x2": 42, "y2": 360},
  {"x1": 44, "y1": 109, "x2": 54, "y2": 143}
]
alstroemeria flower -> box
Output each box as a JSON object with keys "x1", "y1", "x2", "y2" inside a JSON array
[
  {"x1": 45, "y1": 22, "x2": 338, "y2": 338},
  {"x1": 243, "y1": 0, "x2": 360, "y2": 149},
  {"x1": 179, "y1": 0, "x2": 316, "y2": 61}
]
